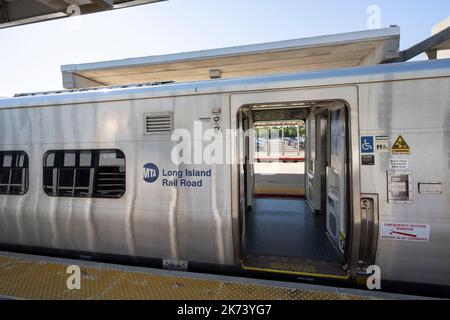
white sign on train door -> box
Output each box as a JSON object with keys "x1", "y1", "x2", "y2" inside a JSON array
[{"x1": 380, "y1": 223, "x2": 430, "y2": 242}]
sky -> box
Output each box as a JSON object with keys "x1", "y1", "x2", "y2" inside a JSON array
[{"x1": 0, "y1": 0, "x2": 449, "y2": 97}]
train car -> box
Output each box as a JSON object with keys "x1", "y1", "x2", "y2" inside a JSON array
[{"x1": 0, "y1": 58, "x2": 449, "y2": 293}]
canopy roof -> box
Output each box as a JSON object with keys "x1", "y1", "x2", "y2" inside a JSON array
[
  {"x1": 0, "y1": 0, "x2": 166, "y2": 29},
  {"x1": 61, "y1": 27, "x2": 401, "y2": 89}
]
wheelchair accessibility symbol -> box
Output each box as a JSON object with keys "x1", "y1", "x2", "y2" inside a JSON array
[{"x1": 361, "y1": 136, "x2": 374, "y2": 154}]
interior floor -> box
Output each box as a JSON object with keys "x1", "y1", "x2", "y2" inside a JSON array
[
  {"x1": 242, "y1": 198, "x2": 346, "y2": 277},
  {"x1": 244, "y1": 198, "x2": 341, "y2": 262}
]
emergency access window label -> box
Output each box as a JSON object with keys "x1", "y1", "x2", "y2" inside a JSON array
[{"x1": 380, "y1": 223, "x2": 430, "y2": 242}]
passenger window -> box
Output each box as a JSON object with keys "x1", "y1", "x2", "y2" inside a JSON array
[
  {"x1": 43, "y1": 150, "x2": 125, "y2": 198},
  {"x1": 0, "y1": 151, "x2": 29, "y2": 195}
]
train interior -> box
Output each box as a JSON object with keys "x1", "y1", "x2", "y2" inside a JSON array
[{"x1": 239, "y1": 101, "x2": 350, "y2": 279}]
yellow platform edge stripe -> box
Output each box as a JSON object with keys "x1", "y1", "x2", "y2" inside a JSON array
[{"x1": 241, "y1": 263, "x2": 350, "y2": 281}]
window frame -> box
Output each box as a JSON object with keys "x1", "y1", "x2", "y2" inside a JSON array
[
  {"x1": 43, "y1": 149, "x2": 126, "y2": 199},
  {"x1": 0, "y1": 151, "x2": 29, "y2": 196}
]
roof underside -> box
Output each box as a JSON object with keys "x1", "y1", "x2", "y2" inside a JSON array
[
  {"x1": 61, "y1": 27, "x2": 401, "y2": 89},
  {"x1": 0, "y1": 0, "x2": 166, "y2": 29}
]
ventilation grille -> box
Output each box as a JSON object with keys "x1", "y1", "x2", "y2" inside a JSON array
[{"x1": 144, "y1": 113, "x2": 173, "y2": 134}]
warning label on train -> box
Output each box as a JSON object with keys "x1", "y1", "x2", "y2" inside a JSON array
[
  {"x1": 391, "y1": 135, "x2": 411, "y2": 155},
  {"x1": 380, "y1": 223, "x2": 430, "y2": 242}
]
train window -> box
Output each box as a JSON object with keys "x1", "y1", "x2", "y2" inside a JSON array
[
  {"x1": 43, "y1": 150, "x2": 126, "y2": 198},
  {"x1": 0, "y1": 151, "x2": 29, "y2": 195}
]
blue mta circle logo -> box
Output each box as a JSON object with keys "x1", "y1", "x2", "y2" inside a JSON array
[{"x1": 143, "y1": 163, "x2": 159, "y2": 183}]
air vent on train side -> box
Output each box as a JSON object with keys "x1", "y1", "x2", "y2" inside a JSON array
[{"x1": 144, "y1": 112, "x2": 174, "y2": 135}]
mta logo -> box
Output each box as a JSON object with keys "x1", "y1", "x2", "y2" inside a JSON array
[{"x1": 143, "y1": 163, "x2": 159, "y2": 183}]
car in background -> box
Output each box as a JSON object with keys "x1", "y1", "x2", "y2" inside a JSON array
[{"x1": 256, "y1": 138, "x2": 267, "y2": 151}]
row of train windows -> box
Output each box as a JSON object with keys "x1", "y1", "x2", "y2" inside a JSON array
[{"x1": 0, "y1": 150, "x2": 125, "y2": 198}]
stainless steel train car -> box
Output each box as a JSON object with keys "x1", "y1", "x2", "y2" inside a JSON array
[{"x1": 0, "y1": 58, "x2": 449, "y2": 293}]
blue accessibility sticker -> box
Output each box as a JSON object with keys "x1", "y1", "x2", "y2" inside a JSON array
[{"x1": 361, "y1": 136, "x2": 374, "y2": 154}]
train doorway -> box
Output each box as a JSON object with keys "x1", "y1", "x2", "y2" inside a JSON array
[{"x1": 238, "y1": 101, "x2": 350, "y2": 280}]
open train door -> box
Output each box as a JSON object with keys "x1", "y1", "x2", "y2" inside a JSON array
[
  {"x1": 231, "y1": 87, "x2": 364, "y2": 281},
  {"x1": 326, "y1": 106, "x2": 348, "y2": 255}
]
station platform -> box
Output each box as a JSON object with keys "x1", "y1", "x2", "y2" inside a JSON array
[
  {"x1": 254, "y1": 162, "x2": 305, "y2": 198},
  {"x1": 0, "y1": 251, "x2": 430, "y2": 300}
]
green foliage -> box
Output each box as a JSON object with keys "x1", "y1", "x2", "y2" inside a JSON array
[{"x1": 255, "y1": 125, "x2": 305, "y2": 138}]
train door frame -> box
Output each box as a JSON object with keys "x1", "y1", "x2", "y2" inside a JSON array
[
  {"x1": 239, "y1": 109, "x2": 256, "y2": 250},
  {"x1": 306, "y1": 109, "x2": 329, "y2": 214},
  {"x1": 326, "y1": 104, "x2": 350, "y2": 258},
  {"x1": 230, "y1": 86, "x2": 364, "y2": 281}
]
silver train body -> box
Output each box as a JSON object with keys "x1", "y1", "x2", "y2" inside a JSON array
[{"x1": 0, "y1": 58, "x2": 449, "y2": 290}]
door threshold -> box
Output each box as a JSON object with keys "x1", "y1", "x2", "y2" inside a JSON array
[{"x1": 241, "y1": 254, "x2": 349, "y2": 280}]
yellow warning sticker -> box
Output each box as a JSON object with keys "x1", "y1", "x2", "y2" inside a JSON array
[{"x1": 392, "y1": 135, "x2": 410, "y2": 154}]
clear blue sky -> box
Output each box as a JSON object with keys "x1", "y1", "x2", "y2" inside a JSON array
[{"x1": 0, "y1": 0, "x2": 449, "y2": 97}]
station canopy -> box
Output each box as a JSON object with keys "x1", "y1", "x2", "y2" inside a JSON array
[{"x1": 60, "y1": 27, "x2": 401, "y2": 89}]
